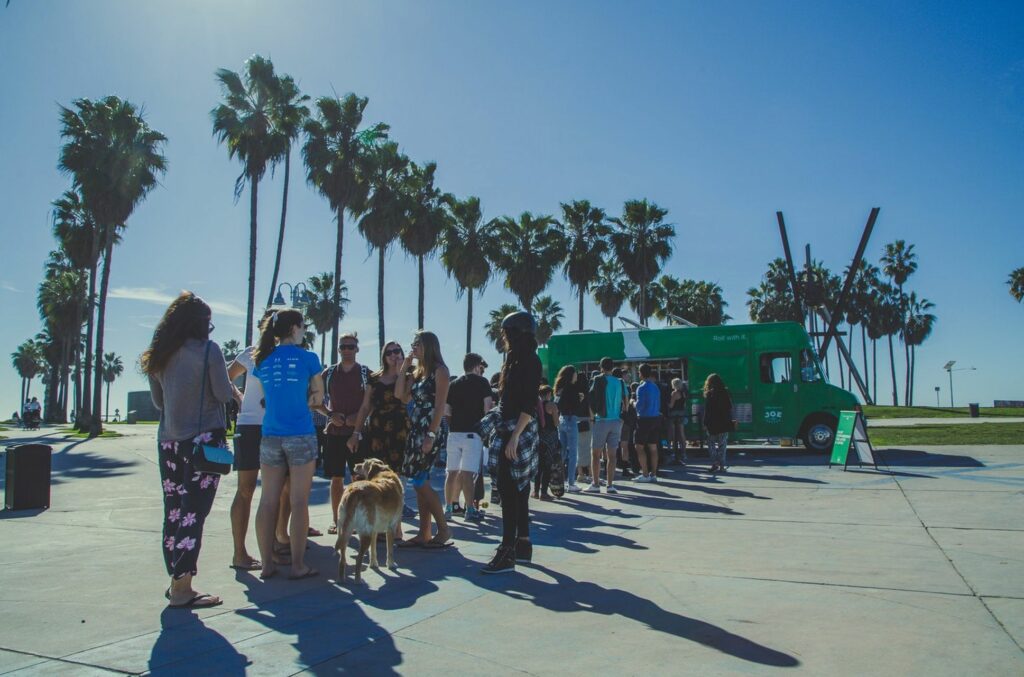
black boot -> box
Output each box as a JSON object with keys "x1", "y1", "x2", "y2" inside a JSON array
[
  {"x1": 481, "y1": 545, "x2": 516, "y2": 574},
  {"x1": 514, "y1": 538, "x2": 533, "y2": 564}
]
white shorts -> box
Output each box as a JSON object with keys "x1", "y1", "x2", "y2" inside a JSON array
[{"x1": 445, "y1": 431, "x2": 484, "y2": 475}]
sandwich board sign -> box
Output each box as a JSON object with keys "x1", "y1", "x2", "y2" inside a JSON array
[{"x1": 829, "y1": 410, "x2": 877, "y2": 469}]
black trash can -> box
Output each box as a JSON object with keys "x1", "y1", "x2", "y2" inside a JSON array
[
  {"x1": 4, "y1": 444, "x2": 52, "y2": 510},
  {"x1": 968, "y1": 403, "x2": 980, "y2": 418}
]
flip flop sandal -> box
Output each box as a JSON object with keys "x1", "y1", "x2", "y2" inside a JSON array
[
  {"x1": 396, "y1": 539, "x2": 425, "y2": 549},
  {"x1": 288, "y1": 568, "x2": 319, "y2": 581},
  {"x1": 423, "y1": 537, "x2": 454, "y2": 550},
  {"x1": 168, "y1": 593, "x2": 223, "y2": 609},
  {"x1": 307, "y1": 527, "x2": 323, "y2": 537},
  {"x1": 229, "y1": 560, "x2": 263, "y2": 571},
  {"x1": 259, "y1": 569, "x2": 278, "y2": 580},
  {"x1": 328, "y1": 525, "x2": 338, "y2": 535}
]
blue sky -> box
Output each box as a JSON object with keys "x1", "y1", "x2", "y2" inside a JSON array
[{"x1": 1, "y1": 0, "x2": 1022, "y2": 418}]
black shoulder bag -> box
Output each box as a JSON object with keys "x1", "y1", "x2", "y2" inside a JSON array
[{"x1": 193, "y1": 341, "x2": 234, "y2": 475}]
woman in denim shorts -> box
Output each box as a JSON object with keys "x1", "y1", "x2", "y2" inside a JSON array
[{"x1": 251, "y1": 309, "x2": 324, "y2": 580}]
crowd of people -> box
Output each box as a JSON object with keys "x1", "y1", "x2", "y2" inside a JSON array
[{"x1": 142, "y1": 291, "x2": 734, "y2": 608}]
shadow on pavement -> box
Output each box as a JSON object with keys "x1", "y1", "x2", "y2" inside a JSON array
[
  {"x1": 357, "y1": 550, "x2": 799, "y2": 668},
  {"x1": 148, "y1": 607, "x2": 249, "y2": 676},
  {"x1": 876, "y1": 448, "x2": 985, "y2": 468}
]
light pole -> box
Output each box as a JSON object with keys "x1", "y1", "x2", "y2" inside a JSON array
[
  {"x1": 273, "y1": 281, "x2": 310, "y2": 308},
  {"x1": 942, "y1": 361, "x2": 977, "y2": 408},
  {"x1": 934, "y1": 386, "x2": 940, "y2": 407}
]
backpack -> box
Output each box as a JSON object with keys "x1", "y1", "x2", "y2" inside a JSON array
[
  {"x1": 322, "y1": 363, "x2": 369, "y2": 408},
  {"x1": 588, "y1": 375, "x2": 608, "y2": 416}
]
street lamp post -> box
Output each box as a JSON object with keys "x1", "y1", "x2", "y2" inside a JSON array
[
  {"x1": 942, "y1": 361, "x2": 977, "y2": 408},
  {"x1": 273, "y1": 282, "x2": 310, "y2": 308},
  {"x1": 934, "y1": 386, "x2": 940, "y2": 407}
]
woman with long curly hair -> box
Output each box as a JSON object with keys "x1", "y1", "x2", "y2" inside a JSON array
[
  {"x1": 396, "y1": 331, "x2": 452, "y2": 548},
  {"x1": 143, "y1": 292, "x2": 234, "y2": 608}
]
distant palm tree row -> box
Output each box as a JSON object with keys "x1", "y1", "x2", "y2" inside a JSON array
[
  {"x1": 207, "y1": 54, "x2": 725, "y2": 362},
  {"x1": 745, "y1": 241, "x2": 937, "y2": 406}
]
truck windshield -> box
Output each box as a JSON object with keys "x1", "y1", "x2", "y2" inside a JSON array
[{"x1": 800, "y1": 349, "x2": 824, "y2": 382}]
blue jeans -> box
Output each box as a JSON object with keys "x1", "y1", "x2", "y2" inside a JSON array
[{"x1": 558, "y1": 415, "x2": 579, "y2": 485}]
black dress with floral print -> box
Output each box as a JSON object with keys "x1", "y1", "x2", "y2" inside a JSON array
[
  {"x1": 364, "y1": 374, "x2": 409, "y2": 473},
  {"x1": 402, "y1": 372, "x2": 448, "y2": 478}
]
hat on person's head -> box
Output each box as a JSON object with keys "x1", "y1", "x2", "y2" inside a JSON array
[
  {"x1": 501, "y1": 310, "x2": 537, "y2": 336},
  {"x1": 463, "y1": 352, "x2": 488, "y2": 371}
]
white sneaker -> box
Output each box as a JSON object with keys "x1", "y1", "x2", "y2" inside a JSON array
[
  {"x1": 606, "y1": 485, "x2": 618, "y2": 494},
  {"x1": 567, "y1": 483, "x2": 581, "y2": 493},
  {"x1": 585, "y1": 483, "x2": 601, "y2": 494},
  {"x1": 635, "y1": 474, "x2": 650, "y2": 483},
  {"x1": 649, "y1": 474, "x2": 658, "y2": 483}
]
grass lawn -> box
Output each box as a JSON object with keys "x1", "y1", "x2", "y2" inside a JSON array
[
  {"x1": 870, "y1": 422, "x2": 1024, "y2": 446},
  {"x1": 863, "y1": 405, "x2": 1023, "y2": 419}
]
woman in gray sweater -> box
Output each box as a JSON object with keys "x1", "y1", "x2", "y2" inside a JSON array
[{"x1": 143, "y1": 292, "x2": 234, "y2": 609}]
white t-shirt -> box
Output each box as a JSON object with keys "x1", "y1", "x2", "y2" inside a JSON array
[{"x1": 234, "y1": 346, "x2": 265, "y2": 426}]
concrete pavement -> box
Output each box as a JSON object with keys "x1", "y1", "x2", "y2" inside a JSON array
[{"x1": 0, "y1": 424, "x2": 1022, "y2": 675}]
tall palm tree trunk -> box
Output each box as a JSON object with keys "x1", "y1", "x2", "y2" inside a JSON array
[
  {"x1": 320, "y1": 333, "x2": 326, "y2": 365},
  {"x1": 90, "y1": 238, "x2": 116, "y2": 436},
  {"x1": 244, "y1": 175, "x2": 259, "y2": 348},
  {"x1": 872, "y1": 339, "x2": 878, "y2": 405},
  {"x1": 887, "y1": 333, "x2": 898, "y2": 406},
  {"x1": 609, "y1": 315, "x2": 613, "y2": 332},
  {"x1": 105, "y1": 381, "x2": 111, "y2": 423},
  {"x1": 578, "y1": 287, "x2": 585, "y2": 331},
  {"x1": 466, "y1": 288, "x2": 473, "y2": 353},
  {"x1": 417, "y1": 255, "x2": 425, "y2": 330},
  {"x1": 910, "y1": 345, "x2": 916, "y2": 406},
  {"x1": 267, "y1": 149, "x2": 291, "y2": 308},
  {"x1": 904, "y1": 340, "x2": 911, "y2": 407},
  {"x1": 377, "y1": 246, "x2": 386, "y2": 351},
  {"x1": 79, "y1": 246, "x2": 99, "y2": 430},
  {"x1": 331, "y1": 207, "x2": 345, "y2": 365}
]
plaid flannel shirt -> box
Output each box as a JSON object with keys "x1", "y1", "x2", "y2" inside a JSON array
[{"x1": 479, "y1": 406, "x2": 539, "y2": 492}]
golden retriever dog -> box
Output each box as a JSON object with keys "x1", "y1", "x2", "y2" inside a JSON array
[{"x1": 335, "y1": 458, "x2": 404, "y2": 582}]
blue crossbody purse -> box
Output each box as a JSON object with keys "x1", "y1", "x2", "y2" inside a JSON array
[{"x1": 193, "y1": 342, "x2": 234, "y2": 475}]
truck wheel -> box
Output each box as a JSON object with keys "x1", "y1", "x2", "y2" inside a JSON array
[{"x1": 801, "y1": 414, "x2": 837, "y2": 452}]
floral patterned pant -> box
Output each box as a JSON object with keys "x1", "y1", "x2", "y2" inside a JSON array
[{"x1": 158, "y1": 432, "x2": 223, "y2": 579}]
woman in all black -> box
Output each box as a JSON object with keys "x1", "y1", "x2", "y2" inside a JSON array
[
  {"x1": 480, "y1": 311, "x2": 542, "y2": 574},
  {"x1": 702, "y1": 373, "x2": 734, "y2": 474}
]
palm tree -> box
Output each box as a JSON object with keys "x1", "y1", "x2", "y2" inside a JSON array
[
  {"x1": 657, "y1": 277, "x2": 731, "y2": 326},
  {"x1": 102, "y1": 352, "x2": 123, "y2": 422},
  {"x1": 441, "y1": 196, "x2": 494, "y2": 352},
  {"x1": 305, "y1": 272, "x2": 349, "y2": 364},
  {"x1": 37, "y1": 256, "x2": 87, "y2": 421},
  {"x1": 609, "y1": 199, "x2": 675, "y2": 326},
  {"x1": 872, "y1": 282, "x2": 903, "y2": 406},
  {"x1": 489, "y1": 212, "x2": 565, "y2": 313},
  {"x1": 212, "y1": 55, "x2": 281, "y2": 348},
  {"x1": 591, "y1": 259, "x2": 631, "y2": 332},
  {"x1": 881, "y1": 240, "x2": 918, "y2": 405},
  {"x1": 534, "y1": 296, "x2": 565, "y2": 345},
  {"x1": 629, "y1": 278, "x2": 666, "y2": 322},
  {"x1": 303, "y1": 93, "x2": 389, "y2": 364},
  {"x1": 486, "y1": 304, "x2": 521, "y2": 353},
  {"x1": 51, "y1": 190, "x2": 96, "y2": 417},
  {"x1": 846, "y1": 260, "x2": 880, "y2": 397},
  {"x1": 265, "y1": 74, "x2": 311, "y2": 308},
  {"x1": 221, "y1": 340, "x2": 242, "y2": 362},
  {"x1": 60, "y1": 96, "x2": 167, "y2": 435},
  {"x1": 357, "y1": 142, "x2": 411, "y2": 349},
  {"x1": 1008, "y1": 267, "x2": 1024, "y2": 303},
  {"x1": 903, "y1": 293, "x2": 936, "y2": 406},
  {"x1": 560, "y1": 200, "x2": 610, "y2": 330},
  {"x1": 401, "y1": 162, "x2": 450, "y2": 329},
  {"x1": 12, "y1": 340, "x2": 45, "y2": 407}
]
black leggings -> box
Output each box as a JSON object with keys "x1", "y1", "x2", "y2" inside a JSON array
[
  {"x1": 498, "y1": 452, "x2": 531, "y2": 547},
  {"x1": 533, "y1": 457, "x2": 550, "y2": 495}
]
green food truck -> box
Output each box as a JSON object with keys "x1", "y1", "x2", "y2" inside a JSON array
[{"x1": 539, "y1": 321, "x2": 859, "y2": 452}]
